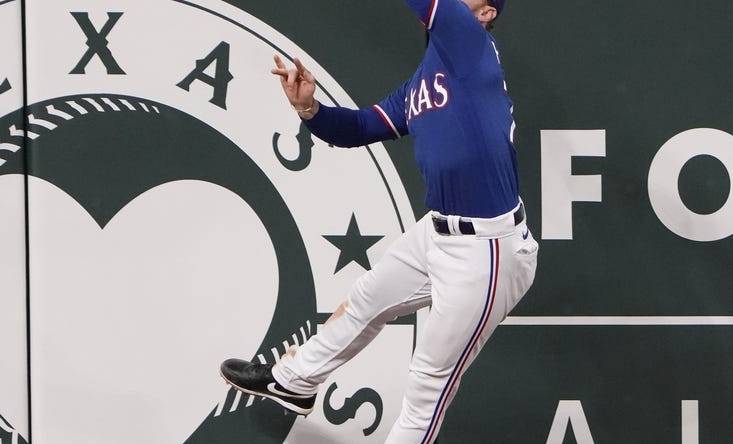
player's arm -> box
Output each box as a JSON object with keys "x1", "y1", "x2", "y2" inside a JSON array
[
  {"x1": 404, "y1": 0, "x2": 489, "y2": 76},
  {"x1": 271, "y1": 55, "x2": 407, "y2": 148}
]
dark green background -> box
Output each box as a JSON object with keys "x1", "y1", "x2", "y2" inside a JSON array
[{"x1": 226, "y1": 1, "x2": 733, "y2": 442}]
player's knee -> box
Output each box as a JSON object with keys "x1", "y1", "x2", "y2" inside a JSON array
[{"x1": 344, "y1": 271, "x2": 391, "y2": 321}]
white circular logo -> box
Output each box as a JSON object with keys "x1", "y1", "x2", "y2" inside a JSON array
[{"x1": 0, "y1": 0, "x2": 416, "y2": 442}]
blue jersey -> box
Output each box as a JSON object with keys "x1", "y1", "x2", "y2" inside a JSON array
[{"x1": 305, "y1": 0, "x2": 519, "y2": 218}]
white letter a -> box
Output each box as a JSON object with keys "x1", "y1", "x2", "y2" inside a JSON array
[{"x1": 546, "y1": 400, "x2": 595, "y2": 444}]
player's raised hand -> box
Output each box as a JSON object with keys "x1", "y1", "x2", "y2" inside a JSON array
[{"x1": 271, "y1": 55, "x2": 317, "y2": 115}]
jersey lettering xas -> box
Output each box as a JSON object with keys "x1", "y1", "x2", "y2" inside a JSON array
[{"x1": 304, "y1": 0, "x2": 519, "y2": 219}]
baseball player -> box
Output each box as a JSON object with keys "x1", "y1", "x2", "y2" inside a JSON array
[{"x1": 221, "y1": 0, "x2": 538, "y2": 441}]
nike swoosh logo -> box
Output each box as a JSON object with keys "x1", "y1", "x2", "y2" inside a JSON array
[
  {"x1": 267, "y1": 382, "x2": 313, "y2": 399},
  {"x1": 522, "y1": 229, "x2": 529, "y2": 240}
]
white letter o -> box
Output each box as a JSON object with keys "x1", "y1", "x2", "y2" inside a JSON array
[{"x1": 648, "y1": 128, "x2": 733, "y2": 242}]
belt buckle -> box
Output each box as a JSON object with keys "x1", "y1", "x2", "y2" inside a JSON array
[
  {"x1": 431, "y1": 215, "x2": 450, "y2": 235},
  {"x1": 514, "y1": 203, "x2": 525, "y2": 226},
  {"x1": 431, "y1": 215, "x2": 440, "y2": 232}
]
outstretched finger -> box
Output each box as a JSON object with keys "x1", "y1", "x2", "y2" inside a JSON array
[
  {"x1": 293, "y1": 58, "x2": 315, "y2": 83},
  {"x1": 273, "y1": 54, "x2": 287, "y2": 70},
  {"x1": 293, "y1": 58, "x2": 307, "y2": 74},
  {"x1": 271, "y1": 68, "x2": 289, "y2": 78}
]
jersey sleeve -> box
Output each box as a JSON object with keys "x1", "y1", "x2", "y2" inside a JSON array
[
  {"x1": 303, "y1": 82, "x2": 408, "y2": 148},
  {"x1": 373, "y1": 81, "x2": 409, "y2": 138},
  {"x1": 405, "y1": 0, "x2": 489, "y2": 76}
]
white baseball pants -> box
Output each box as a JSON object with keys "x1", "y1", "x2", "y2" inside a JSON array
[{"x1": 272, "y1": 203, "x2": 538, "y2": 443}]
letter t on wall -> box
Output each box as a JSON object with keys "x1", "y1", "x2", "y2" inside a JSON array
[{"x1": 541, "y1": 130, "x2": 606, "y2": 240}]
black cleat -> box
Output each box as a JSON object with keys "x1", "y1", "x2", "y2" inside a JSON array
[{"x1": 220, "y1": 359, "x2": 316, "y2": 415}]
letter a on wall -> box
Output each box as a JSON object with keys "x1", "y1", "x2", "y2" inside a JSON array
[{"x1": 546, "y1": 400, "x2": 595, "y2": 444}]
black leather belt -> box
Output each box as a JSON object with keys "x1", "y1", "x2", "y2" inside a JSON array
[{"x1": 432, "y1": 204, "x2": 525, "y2": 235}]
